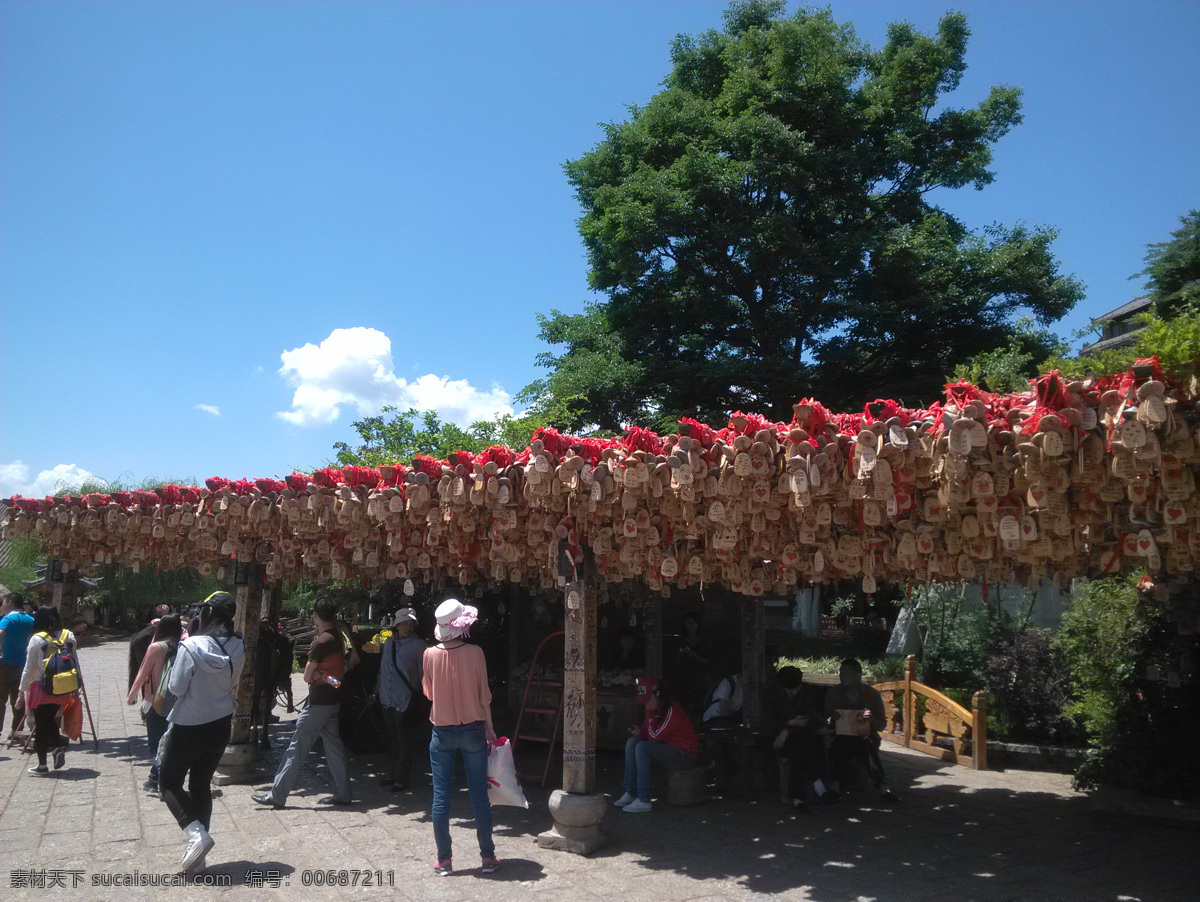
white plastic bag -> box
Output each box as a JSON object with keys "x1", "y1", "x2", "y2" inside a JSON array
[{"x1": 486, "y1": 737, "x2": 529, "y2": 808}]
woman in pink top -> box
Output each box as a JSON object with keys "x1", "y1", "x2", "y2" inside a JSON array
[
  {"x1": 126, "y1": 614, "x2": 182, "y2": 794},
  {"x1": 422, "y1": 599, "x2": 499, "y2": 877}
]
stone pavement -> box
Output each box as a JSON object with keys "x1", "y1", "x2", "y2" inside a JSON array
[{"x1": 0, "y1": 636, "x2": 1194, "y2": 902}]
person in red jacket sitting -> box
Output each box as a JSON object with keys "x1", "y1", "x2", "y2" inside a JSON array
[{"x1": 614, "y1": 677, "x2": 697, "y2": 813}]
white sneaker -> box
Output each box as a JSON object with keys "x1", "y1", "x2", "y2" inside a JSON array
[
  {"x1": 182, "y1": 821, "x2": 215, "y2": 873},
  {"x1": 613, "y1": 792, "x2": 635, "y2": 807},
  {"x1": 623, "y1": 798, "x2": 652, "y2": 813}
]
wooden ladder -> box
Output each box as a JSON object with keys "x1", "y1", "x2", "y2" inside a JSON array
[{"x1": 513, "y1": 631, "x2": 564, "y2": 788}]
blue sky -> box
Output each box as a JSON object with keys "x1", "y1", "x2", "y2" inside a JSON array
[{"x1": 2, "y1": 1, "x2": 1198, "y2": 498}]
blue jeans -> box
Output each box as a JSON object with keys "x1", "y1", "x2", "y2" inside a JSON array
[
  {"x1": 624, "y1": 737, "x2": 689, "y2": 802},
  {"x1": 144, "y1": 709, "x2": 169, "y2": 781},
  {"x1": 429, "y1": 722, "x2": 494, "y2": 862},
  {"x1": 265, "y1": 702, "x2": 352, "y2": 804}
]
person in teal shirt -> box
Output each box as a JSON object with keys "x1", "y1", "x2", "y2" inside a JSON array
[{"x1": 0, "y1": 592, "x2": 35, "y2": 737}]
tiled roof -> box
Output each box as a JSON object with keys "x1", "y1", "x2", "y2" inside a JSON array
[
  {"x1": 1081, "y1": 330, "x2": 1143, "y2": 354},
  {"x1": 1091, "y1": 295, "x2": 1152, "y2": 324}
]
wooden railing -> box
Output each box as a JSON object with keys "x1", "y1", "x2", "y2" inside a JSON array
[{"x1": 874, "y1": 655, "x2": 987, "y2": 770}]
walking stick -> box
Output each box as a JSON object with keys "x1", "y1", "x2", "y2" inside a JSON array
[{"x1": 72, "y1": 654, "x2": 100, "y2": 750}]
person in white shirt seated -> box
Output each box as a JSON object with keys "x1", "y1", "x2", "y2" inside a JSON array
[{"x1": 701, "y1": 674, "x2": 743, "y2": 725}]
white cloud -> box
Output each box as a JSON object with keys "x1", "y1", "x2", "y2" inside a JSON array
[
  {"x1": 195, "y1": 404, "x2": 221, "y2": 417},
  {"x1": 251, "y1": 365, "x2": 265, "y2": 376},
  {"x1": 0, "y1": 462, "x2": 98, "y2": 499},
  {"x1": 276, "y1": 327, "x2": 513, "y2": 428}
]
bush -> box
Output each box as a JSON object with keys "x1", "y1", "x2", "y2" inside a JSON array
[
  {"x1": 1055, "y1": 575, "x2": 1200, "y2": 798},
  {"x1": 982, "y1": 630, "x2": 1077, "y2": 744},
  {"x1": 908, "y1": 582, "x2": 1079, "y2": 744},
  {"x1": 913, "y1": 583, "x2": 1016, "y2": 689},
  {"x1": 1053, "y1": 576, "x2": 1149, "y2": 746}
]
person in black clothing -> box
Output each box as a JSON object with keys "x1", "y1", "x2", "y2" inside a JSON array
[
  {"x1": 824, "y1": 658, "x2": 896, "y2": 803},
  {"x1": 252, "y1": 618, "x2": 293, "y2": 749},
  {"x1": 672, "y1": 612, "x2": 713, "y2": 719},
  {"x1": 766, "y1": 666, "x2": 833, "y2": 810}
]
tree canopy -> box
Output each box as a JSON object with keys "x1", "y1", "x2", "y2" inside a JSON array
[
  {"x1": 331, "y1": 407, "x2": 545, "y2": 468},
  {"x1": 523, "y1": 1, "x2": 1082, "y2": 430},
  {"x1": 1140, "y1": 209, "x2": 1200, "y2": 317}
]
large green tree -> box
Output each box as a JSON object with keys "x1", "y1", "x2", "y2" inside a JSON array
[
  {"x1": 1140, "y1": 209, "x2": 1200, "y2": 317},
  {"x1": 525, "y1": 1, "x2": 1081, "y2": 426}
]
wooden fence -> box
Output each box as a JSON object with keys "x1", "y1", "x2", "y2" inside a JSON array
[{"x1": 874, "y1": 654, "x2": 987, "y2": 770}]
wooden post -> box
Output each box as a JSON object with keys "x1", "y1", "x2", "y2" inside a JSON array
[
  {"x1": 540, "y1": 573, "x2": 610, "y2": 855},
  {"x1": 643, "y1": 589, "x2": 662, "y2": 679},
  {"x1": 972, "y1": 690, "x2": 988, "y2": 771},
  {"x1": 50, "y1": 581, "x2": 65, "y2": 618},
  {"x1": 229, "y1": 564, "x2": 263, "y2": 747},
  {"x1": 904, "y1": 654, "x2": 917, "y2": 748},
  {"x1": 507, "y1": 585, "x2": 522, "y2": 714},
  {"x1": 740, "y1": 598, "x2": 765, "y2": 729},
  {"x1": 561, "y1": 579, "x2": 597, "y2": 794}
]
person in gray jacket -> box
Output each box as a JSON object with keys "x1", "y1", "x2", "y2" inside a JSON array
[
  {"x1": 377, "y1": 607, "x2": 425, "y2": 790},
  {"x1": 158, "y1": 592, "x2": 245, "y2": 874}
]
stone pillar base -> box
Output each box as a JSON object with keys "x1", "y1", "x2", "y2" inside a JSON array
[
  {"x1": 213, "y1": 742, "x2": 257, "y2": 786},
  {"x1": 536, "y1": 790, "x2": 611, "y2": 855}
]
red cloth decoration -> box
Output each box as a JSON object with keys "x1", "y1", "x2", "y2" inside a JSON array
[
  {"x1": 620, "y1": 426, "x2": 664, "y2": 456},
  {"x1": 678, "y1": 417, "x2": 718, "y2": 448},
  {"x1": 341, "y1": 466, "x2": 382, "y2": 489},
  {"x1": 286, "y1": 473, "x2": 312, "y2": 493},
  {"x1": 479, "y1": 446, "x2": 515, "y2": 469},
  {"x1": 312, "y1": 467, "x2": 345, "y2": 488},
  {"x1": 411, "y1": 456, "x2": 446, "y2": 479}
]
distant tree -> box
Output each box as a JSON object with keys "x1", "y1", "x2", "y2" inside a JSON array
[
  {"x1": 0, "y1": 535, "x2": 41, "y2": 598},
  {"x1": 331, "y1": 408, "x2": 547, "y2": 467},
  {"x1": 526, "y1": 1, "x2": 1081, "y2": 424},
  {"x1": 1140, "y1": 209, "x2": 1200, "y2": 317},
  {"x1": 48, "y1": 476, "x2": 222, "y2": 623}
]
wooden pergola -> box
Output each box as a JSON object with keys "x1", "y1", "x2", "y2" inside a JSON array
[{"x1": 4, "y1": 365, "x2": 1197, "y2": 850}]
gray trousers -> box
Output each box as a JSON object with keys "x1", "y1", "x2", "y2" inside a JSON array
[{"x1": 265, "y1": 702, "x2": 351, "y2": 804}]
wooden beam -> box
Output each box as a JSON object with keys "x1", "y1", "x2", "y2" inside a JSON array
[
  {"x1": 229, "y1": 564, "x2": 263, "y2": 746},
  {"x1": 643, "y1": 590, "x2": 662, "y2": 680},
  {"x1": 561, "y1": 579, "x2": 597, "y2": 794},
  {"x1": 740, "y1": 598, "x2": 765, "y2": 729}
]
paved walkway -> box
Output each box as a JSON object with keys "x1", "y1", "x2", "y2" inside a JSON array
[{"x1": 0, "y1": 636, "x2": 1194, "y2": 901}]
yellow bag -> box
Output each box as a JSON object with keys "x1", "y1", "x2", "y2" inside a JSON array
[{"x1": 38, "y1": 630, "x2": 81, "y2": 696}]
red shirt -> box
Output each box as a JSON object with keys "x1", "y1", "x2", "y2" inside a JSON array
[
  {"x1": 308, "y1": 628, "x2": 344, "y2": 706},
  {"x1": 637, "y1": 702, "x2": 698, "y2": 757}
]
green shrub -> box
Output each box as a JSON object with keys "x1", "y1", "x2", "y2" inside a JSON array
[
  {"x1": 1056, "y1": 576, "x2": 1200, "y2": 799},
  {"x1": 1053, "y1": 576, "x2": 1149, "y2": 746},
  {"x1": 773, "y1": 654, "x2": 905, "y2": 681},
  {"x1": 912, "y1": 583, "x2": 1016, "y2": 689},
  {"x1": 982, "y1": 629, "x2": 1077, "y2": 744}
]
